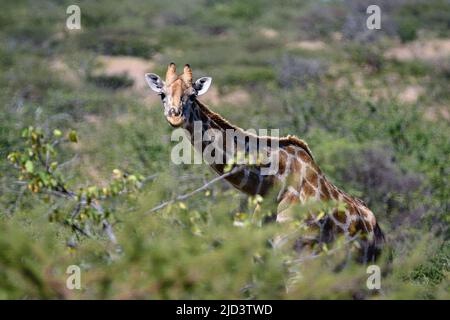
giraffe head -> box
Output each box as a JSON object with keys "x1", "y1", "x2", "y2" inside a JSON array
[{"x1": 145, "y1": 63, "x2": 212, "y2": 127}]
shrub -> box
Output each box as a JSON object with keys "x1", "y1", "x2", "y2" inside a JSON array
[
  {"x1": 275, "y1": 55, "x2": 327, "y2": 88},
  {"x1": 87, "y1": 73, "x2": 134, "y2": 90}
]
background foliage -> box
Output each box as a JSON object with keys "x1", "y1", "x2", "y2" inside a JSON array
[{"x1": 0, "y1": 0, "x2": 449, "y2": 299}]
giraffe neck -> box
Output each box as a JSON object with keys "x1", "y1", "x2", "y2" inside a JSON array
[{"x1": 182, "y1": 99, "x2": 274, "y2": 196}]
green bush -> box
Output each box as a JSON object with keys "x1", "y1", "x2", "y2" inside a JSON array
[
  {"x1": 87, "y1": 73, "x2": 134, "y2": 90},
  {"x1": 76, "y1": 31, "x2": 159, "y2": 58},
  {"x1": 395, "y1": 0, "x2": 450, "y2": 41}
]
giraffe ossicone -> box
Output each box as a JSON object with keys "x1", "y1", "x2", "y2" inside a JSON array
[{"x1": 145, "y1": 63, "x2": 385, "y2": 263}]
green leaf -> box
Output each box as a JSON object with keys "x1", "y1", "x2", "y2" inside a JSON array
[
  {"x1": 25, "y1": 160, "x2": 34, "y2": 173},
  {"x1": 50, "y1": 161, "x2": 58, "y2": 171},
  {"x1": 68, "y1": 130, "x2": 78, "y2": 143},
  {"x1": 179, "y1": 202, "x2": 187, "y2": 209},
  {"x1": 53, "y1": 129, "x2": 62, "y2": 137},
  {"x1": 7, "y1": 152, "x2": 17, "y2": 163},
  {"x1": 127, "y1": 174, "x2": 137, "y2": 183},
  {"x1": 112, "y1": 169, "x2": 122, "y2": 179}
]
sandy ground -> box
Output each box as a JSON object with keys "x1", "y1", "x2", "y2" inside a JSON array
[
  {"x1": 201, "y1": 87, "x2": 251, "y2": 106},
  {"x1": 286, "y1": 40, "x2": 327, "y2": 51},
  {"x1": 259, "y1": 28, "x2": 279, "y2": 39},
  {"x1": 398, "y1": 85, "x2": 425, "y2": 104},
  {"x1": 95, "y1": 55, "x2": 155, "y2": 91},
  {"x1": 424, "y1": 105, "x2": 450, "y2": 122},
  {"x1": 385, "y1": 38, "x2": 450, "y2": 62},
  {"x1": 50, "y1": 59, "x2": 81, "y2": 85}
]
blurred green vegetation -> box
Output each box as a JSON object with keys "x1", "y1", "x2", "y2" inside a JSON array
[{"x1": 0, "y1": 0, "x2": 449, "y2": 299}]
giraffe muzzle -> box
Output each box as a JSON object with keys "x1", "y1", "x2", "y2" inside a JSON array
[
  {"x1": 168, "y1": 107, "x2": 182, "y2": 117},
  {"x1": 166, "y1": 108, "x2": 184, "y2": 127}
]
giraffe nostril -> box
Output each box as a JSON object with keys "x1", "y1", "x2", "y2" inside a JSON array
[{"x1": 169, "y1": 108, "x2": 181, "y2": 117}]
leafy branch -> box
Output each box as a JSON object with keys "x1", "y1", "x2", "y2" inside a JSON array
[
  {"x1": 7, "y1": 126, "x2": 146, "y2": 245},
  {"x1": 148, "y1": 166, "x2": 244, "y2": 213}
]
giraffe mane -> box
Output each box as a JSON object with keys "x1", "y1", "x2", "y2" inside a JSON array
[{"x1": 195, "y1": 99, "x2": 314, "y2": 159}]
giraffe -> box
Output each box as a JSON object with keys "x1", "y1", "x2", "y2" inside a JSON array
[{"x1": 145, "y1": 63, "x2": 385, "y2": 263}]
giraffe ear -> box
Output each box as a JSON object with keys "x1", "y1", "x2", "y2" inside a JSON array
[
  {"x1": 193, "y1": 77, "x2": 212, "y2": 96},
  {"x1": 145, "y1": 73, "x2": 164, "y2": 93}
]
